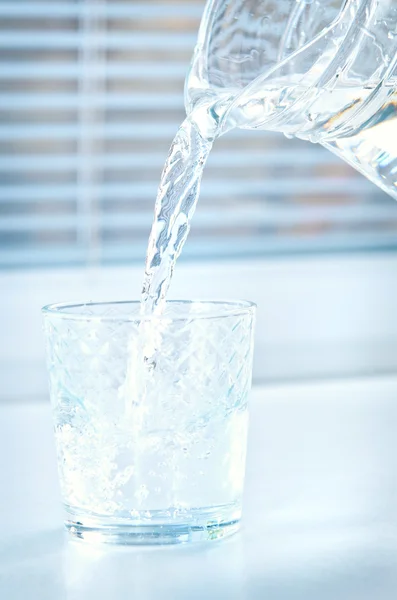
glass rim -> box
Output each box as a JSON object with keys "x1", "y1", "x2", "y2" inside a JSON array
[{"x1": 41, "y1": 299, "x2": 256, "y2": 323}]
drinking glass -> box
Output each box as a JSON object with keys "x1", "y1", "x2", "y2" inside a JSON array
[{"x1": 42, "y1": 300, "x2": 256, "y2": 544}]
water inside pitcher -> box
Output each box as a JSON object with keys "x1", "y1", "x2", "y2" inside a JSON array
[{"x1": 185, "y1": 0, "x2": 397, "y2": 199}]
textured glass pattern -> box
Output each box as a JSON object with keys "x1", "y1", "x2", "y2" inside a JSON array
[{"x1": 43, "y1": 300, "x2": 256, "y2": 543}]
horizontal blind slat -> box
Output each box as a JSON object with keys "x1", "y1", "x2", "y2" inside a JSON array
[
  {"x1": 0, "y1": 124, "x2": 290, "y2": 140},
  {"x1": 0, "y1": 179, "x2": 377, "y2": 202},
  {"x1": 0, "y1": 63, "x2": 187, "y2": 79},
  {"x1": 0, "y1": 123, "x2": 183, "y2": 139},
  {"x1": 0, "y1": 32, "x2": 197, "y2": 50},
  {"x1": 0, "y1": 2, "x2": 204, "y2": 18},
  {"x1": 2, "y1": 205, "x2": 397, "y2": 233},
  {"x1": 0, "y1": 94, "x2": 183, "y2": 110},
  {"x1": 0, "y1": 151, "x2": 340, "y2": 170},
  {"x1": 3, "y1": 233, "x2": 397, "y2": 269}
]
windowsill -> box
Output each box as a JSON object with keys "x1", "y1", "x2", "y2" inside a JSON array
[{"x1": 3, "y1": 252, "x2": 397, "y2": 400}]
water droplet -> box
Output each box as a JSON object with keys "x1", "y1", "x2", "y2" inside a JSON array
[
  {"x1": 134, "y1": 484, "x2": 149, "y2": 502},
  {"x1": 144, "y1": 355, "x2": 156, "y2": 371}
]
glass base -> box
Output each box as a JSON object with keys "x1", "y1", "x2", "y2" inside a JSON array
[{"x1": 65, "y1": 505, "x2": 241, "y2": 545}]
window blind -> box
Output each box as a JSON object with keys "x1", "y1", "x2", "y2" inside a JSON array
[{"x1": 1, "y1": 0, "x2": 397, "y2": 269}]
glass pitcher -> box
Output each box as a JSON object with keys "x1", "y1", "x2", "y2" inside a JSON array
[{"x1": 185, "y1": 0, "x2": 397, "y2": 200}]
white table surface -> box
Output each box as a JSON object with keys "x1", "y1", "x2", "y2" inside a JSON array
[{"x1": 2, "y1": 376, "x2": 397, "y2": 600}]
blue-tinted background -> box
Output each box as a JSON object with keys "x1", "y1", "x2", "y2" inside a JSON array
[{"x1": 1, "y1": 0, "x2": 397, "y2": 270}]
